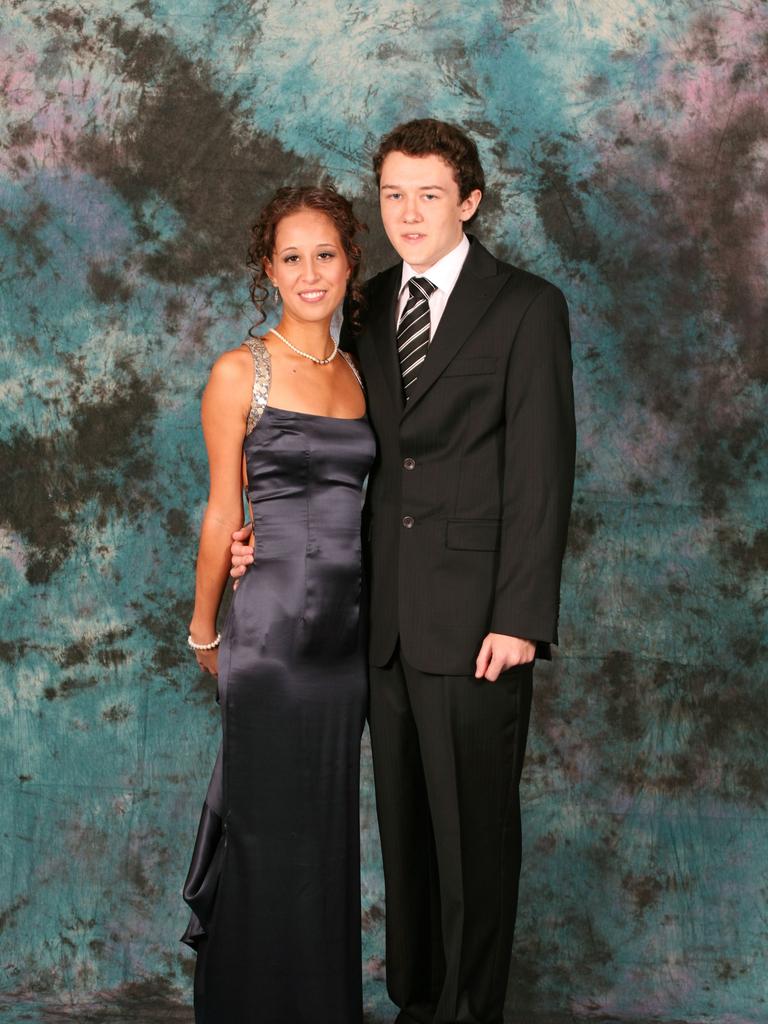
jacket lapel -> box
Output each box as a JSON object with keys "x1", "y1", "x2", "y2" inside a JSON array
[
  {"x1": 362, "y1": 266, "x2": 403, "y2": 414},
  {"x1": 402, "y1": 238, "x2": 511, "y2": 417}
]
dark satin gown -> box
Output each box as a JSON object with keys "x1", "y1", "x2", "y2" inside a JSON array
[{"x1": 181, "y1": 338, "x2": 375, "y2": 1024}]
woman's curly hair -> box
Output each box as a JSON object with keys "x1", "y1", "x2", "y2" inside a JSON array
[{"x1": 247, "y1": 184, "x2": 367, "y2": 335}]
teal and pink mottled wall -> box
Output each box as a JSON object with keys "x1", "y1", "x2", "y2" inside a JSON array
[{"x1": 1, "y1": 2, "x2": 766, "y2": 1021}]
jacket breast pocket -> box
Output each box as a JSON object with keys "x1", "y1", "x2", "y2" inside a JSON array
[
  {"x1": 441, "y1": 357, "x2": 497, "y2": 377},
  {"x1": 445, "y1": 519, "x2": 501, "y2": 551}
]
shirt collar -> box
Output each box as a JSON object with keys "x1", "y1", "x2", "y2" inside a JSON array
[{"x1": 399, "y1": 233, "x2": 470, "y2": 297}]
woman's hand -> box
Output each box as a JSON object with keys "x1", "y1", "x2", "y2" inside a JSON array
[
  {"x1": 193, "y1": 646, "x2": 219, "y2": 676},
  {"x1": 189, "y1": 622, "x2": 220, "y2": 676}
]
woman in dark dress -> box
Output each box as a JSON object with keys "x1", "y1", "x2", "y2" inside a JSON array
[{"x1": 180, "y1": 186, "x2": 373, "y2": 1024}]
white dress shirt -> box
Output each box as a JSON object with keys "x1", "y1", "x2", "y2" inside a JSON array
[{"x1": 397, "y1": 233, "x2": 470, "y2": 339}]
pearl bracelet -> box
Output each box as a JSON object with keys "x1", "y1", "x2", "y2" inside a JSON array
[{"x1": 187, "y1": 633, "x2": 221, "y2": 651}]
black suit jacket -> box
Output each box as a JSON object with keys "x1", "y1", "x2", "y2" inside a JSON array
[{"x1": 344, "y1": 236, "x2": 576, "y2": 675}]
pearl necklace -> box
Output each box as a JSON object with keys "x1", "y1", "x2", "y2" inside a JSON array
[{"x1": 268, "y1": 327, "x2": 339, "y2": 365}]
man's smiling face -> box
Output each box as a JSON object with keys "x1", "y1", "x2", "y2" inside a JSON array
[{"x1": 379, "y1": 151, "x2": 481, "y2": 273}]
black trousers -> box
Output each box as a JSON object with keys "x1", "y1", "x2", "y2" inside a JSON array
[{"x1": 369, "y1": 649, "x2": 534, "y2": 1024}]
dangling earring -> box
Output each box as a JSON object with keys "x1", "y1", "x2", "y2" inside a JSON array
[{"x1": 274, "y1": 287, "x2": 279, "y2": 304}]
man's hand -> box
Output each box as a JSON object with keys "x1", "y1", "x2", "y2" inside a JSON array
[
  {"x1": 475, "y1": 633, "x2": 535, "y2": 681},
  {"x1": 230, "y1": 522, "x2": 254, "y2": 581}
]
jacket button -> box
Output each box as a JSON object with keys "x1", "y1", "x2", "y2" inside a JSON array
[
  {"x1": 402, "y1": 515, "x2": 415, "y2": 529},
  {"x1": 403, "y1": 457, "x2": 416, "y2": 470}
]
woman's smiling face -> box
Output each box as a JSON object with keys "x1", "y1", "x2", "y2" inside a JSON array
[{"x1": 265, "y1": 208, "x2": 350, "y2": 325}]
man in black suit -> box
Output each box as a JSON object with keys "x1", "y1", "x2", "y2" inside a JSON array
[{"x1": 233, "y1": 119, "x2": 575, "y2": 1024}]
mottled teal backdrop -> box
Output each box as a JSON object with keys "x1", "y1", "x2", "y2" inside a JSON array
[{"x1": 1, "y1": 1, "x2": 766, "y2": 1022}]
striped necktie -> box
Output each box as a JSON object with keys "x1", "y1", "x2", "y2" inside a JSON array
[{"x1": 397, "y1": 276, "x2": 437, "y2": 399}]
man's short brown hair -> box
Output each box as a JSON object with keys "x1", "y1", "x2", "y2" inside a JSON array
[{"x1": 372, "y1": 118, "x2": 486, "y2": 203}]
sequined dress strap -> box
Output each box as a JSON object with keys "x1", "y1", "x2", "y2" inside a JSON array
[
  {"x1": 243, "y1": 337, "x2": 271, "y2": 434},
  {"x1": 339, "y1": 349, "x2": 365, "y2": 391}
]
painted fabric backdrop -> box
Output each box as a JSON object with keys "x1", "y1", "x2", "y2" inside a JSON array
[{"x1": 1, "y1": 1, "x2": 766, "y2": 1021}]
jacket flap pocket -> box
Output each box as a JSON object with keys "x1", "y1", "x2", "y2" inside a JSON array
[
  {"x1": 442, "y1": 357, "x2": 497, "y2": 377},
  {"x1": 445, "y1": 519, "x2": 501, "y2": 551}
]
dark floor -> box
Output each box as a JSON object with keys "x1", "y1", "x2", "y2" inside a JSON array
[
  {"x1": 0, "y1": 1000, "x2": 186, "y2": 1024},
  {"x1": 0, "y1": 999, "x2": 707, "y2": 1024}
]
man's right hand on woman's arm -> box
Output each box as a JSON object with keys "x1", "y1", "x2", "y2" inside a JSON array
[{"x1": 230, "y1": 522, "x2": 254, "y2": 579}]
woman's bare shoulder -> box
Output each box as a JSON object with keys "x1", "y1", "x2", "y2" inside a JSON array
[{"x1": 209, "y1": 343, "x2": 253, "y2": 382}]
